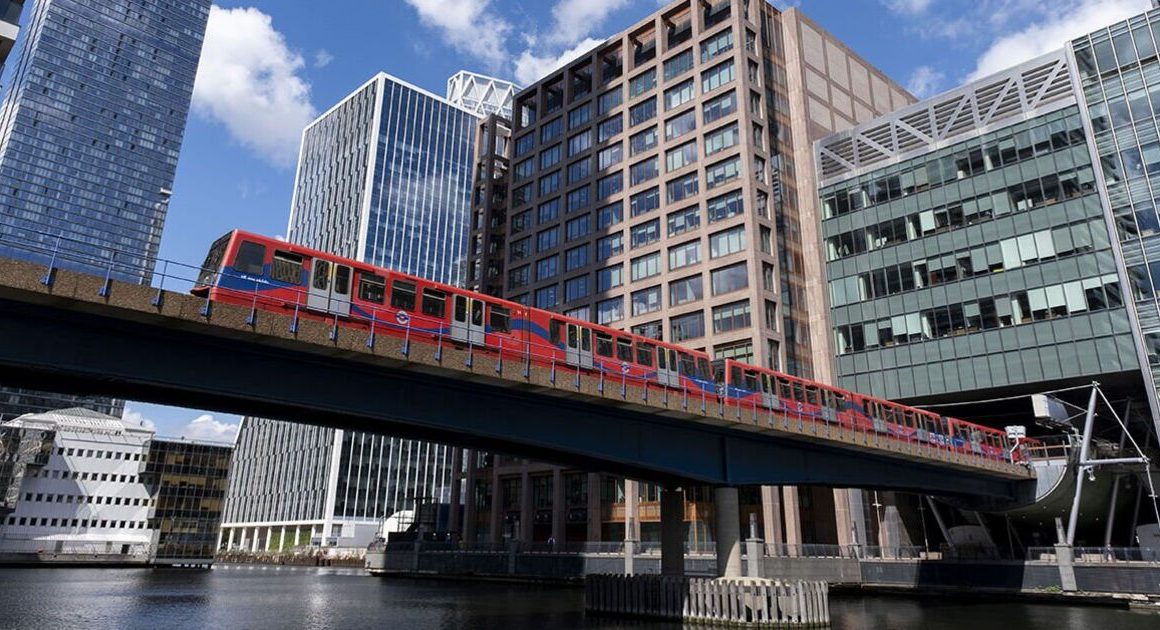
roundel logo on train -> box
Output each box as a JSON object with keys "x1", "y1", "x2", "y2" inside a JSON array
[{"x1": 395, "y1": 311, "x2": 411, "y2": 326}]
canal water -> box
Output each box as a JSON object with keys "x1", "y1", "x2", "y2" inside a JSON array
[{"x1": 0, "y1": 566, "x2": 1154, "y2": 629}]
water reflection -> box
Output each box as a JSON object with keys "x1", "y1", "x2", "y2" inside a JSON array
[{"x1": 0, "y1": 567, "x2": 1154, "y2": 630}]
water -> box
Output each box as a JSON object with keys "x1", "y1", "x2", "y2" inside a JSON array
[{"x1": 0, "y1": 565, "x2": 1155, "y2": 629}]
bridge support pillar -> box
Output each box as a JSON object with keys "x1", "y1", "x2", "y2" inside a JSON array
[
  {"x1": 715, "y1": 487, "x2": 742, "y2": 578},
  {"x1": 660, "y1": 486, "x2": 685, "y2": 576}
]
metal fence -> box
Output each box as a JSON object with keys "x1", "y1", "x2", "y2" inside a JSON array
[{"x1": 1028, "y1": 546, "x2": 1160, "y2": 563}]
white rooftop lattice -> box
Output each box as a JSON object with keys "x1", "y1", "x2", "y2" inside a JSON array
[{"x1": 446, "y1": 70, "x2": 519, "y2": 119}]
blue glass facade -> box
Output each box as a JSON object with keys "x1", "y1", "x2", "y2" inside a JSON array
[
  {"x1": 0, "y1": 0, "x2": 209, "y2": 420},
  {"x1": 289, "y1": 73, "x2": 478, "y2": 285},
  {"x1": 0, "y1": 0, "x2": 209, "y2": 282}
]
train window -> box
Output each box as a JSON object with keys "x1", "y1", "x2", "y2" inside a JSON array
[
  {"x1": 550, "y1": 320, "x2": 563, "y2": 345},
  {"x1": 636, "y1": 343, "x2": 654, "y2": 367},
  {"x1": 197, "y1": 233, "x2": 230, "y2": 286},
  {"x1": 595, "y1": 332, "x2": 614, "y2": 357},
  {"x1": 454, "y1": 296, "x2": 467, "y2": 321},
  {"x1": 270, "y1": 251, "x2": 303, "y2": 284},
  {"x1": 833, "y1": 391, "x2": 845, "y2": 410},
  {"x1": 581, "y1": 327, "x2": 592, "y2": 351},
  {"x1": 616, "y1": 338, "x2": 633, "y2": 361},
  {"x1": 421, "y1": 289, "x2": 446, "y2": 317},
  {"x1": 490, "y1": 305, "x2": 511, "y2": 332},
  {"x1": 696, "y1": 358, "x2": 711, "y2": 380},
  {"x1": 390, "y1": 280, "x2": 416, "y2": 310},
  {"x1": 334, "y1": 266, "x2": 351, "y2": 295},
  {"x1": 656, "y1": 347, "x2": 667, "y2": 369},
  {"x1": 778, "y1": 378, "x2": 792, "y2": 400},
  {"x1": 678, "y1": 353, "x2": 697, "y2": 377},
  {"x1": 471, "y1": 300, "x2": 484, "y2": 326},
  {"x1": 761, "y1": 374, "x2": 772, "y2": 394},
  {"x1": 744, "y1": 371, "x2": 758, "y2": 392},
  {"x1": 358, "y1": 273, "x2": 386, "y2": 303},
  {"x1": 805, "y1": 386, "x2": 819, "y2": 406},
  {"x1": 730, "y1": 366, "x2": 743, "y2": 386},
  {"x1": 235, "y1": 241, "x2": 266, "y2": 274},
  {"x1": 312, "y1": 260, "x2": 330, "y2": 290}
]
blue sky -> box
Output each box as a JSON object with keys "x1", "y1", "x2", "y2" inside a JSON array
[{"x1": 127, "y1": 0, "x2": 1151, "y2": 440}]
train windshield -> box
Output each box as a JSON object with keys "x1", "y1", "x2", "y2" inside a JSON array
[{"x1": 196, "y1": 233, "x2": 232, "y2": 286}]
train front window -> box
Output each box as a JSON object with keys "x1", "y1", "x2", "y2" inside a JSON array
[
  {"x1": 358, "y1": 273, "x2": 385, "y2": 303},
  {"x1": 197, "y1": 233, "x2": 231, "y2": 286},
  {"x1": 235, "y1": 241, "x2": 266, "y2": 275},
  {"x1": 490, "y1": 305, "x2": 511, "y2": 332},
  {"x1": 422, "y1": 289, "x2": 446, "y2": 318},
  {"x1": 270, "y1": 251, "x2": 303, "y2": 284},
  {"x1": 390, "y1": 280, "x2": 416, "y2": 310}
]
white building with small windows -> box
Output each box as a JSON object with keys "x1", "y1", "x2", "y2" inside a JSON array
[{"x1": 0, "y1": 408, "x2": 156, "y2": 563}]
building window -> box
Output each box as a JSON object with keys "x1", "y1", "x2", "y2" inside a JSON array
[
  {"x1": 565, "y1": 275, "x2": 590, "y2": 302},
  {"x1": 701, "y1": 59, "x2": 735, "y2": 93},
  {"x1": 538, "y1": 199, "x2": 560, "y2": 224},
  {"x1": 512, "y1": 183, "x2": 532, "y2": 207},
  {"x1": 539, "y1": 172, "x2": 560, "y2": 196},
  {"x1": 668, "y1": 240, "x2": 701, "y2": 270},
  {"x1": 704, "y1": 122, "x2": 740, "y2": 156},
  {"x1": 598, "y1": 143, "x2": 624, "y2": 170},
  {"x1": 631, "y1": 252, "x2": 661, "y2": 281},
  {"x1": 630, "y1": 219, "x2": 661, "y2": 249},
  {"x1": 566, "y1": 215, "x2": 591, "y2": 241},
  {"x1": 629, "y1": 98, "x2": 657, "y2": 126},
  {"x1": 665, "y1": 141, "x2": 698, "y2": 172},
  {"x1": 666, "y1": 172, "x2": 699, "y2": 203},
  {"x1": 567, "y1": 158, "x2": 591, "y2": 184},
  {"x1": 705, "y1": 156, "x2": 741, "y2": 189},
  {"x1": 568, "y1": 130, "x2": 593, "y2": 156},
  {"x1": 598, "y1": 88, "x2": 623, "y2": 115},
  {"x1": 669, "y1": 275, "x2": 702, "y2": 306},
  {"x1": 664, "y1": 78, "x2": 695, "y2": 111},
  {"x1": 632, "y1": 285, "x2": 662, "y2": 316},
  {"x1": 629, "y1": 69, "x2": 657, "y2": 98},
  {"x1": 565, "y1": 245, "x2": 590, "y2": 270},
  {"x1": 536, "y1": 256, "x2": 559, "y2": 281},
  {"x1": 597, "y1": 172, "x2": 624, "y2": 199},
  {"x1": 630, "y1": 187, "x2": 660, "y2": 217},
  {"x1": 630, "y1": 126, "x2": 658, "y2": 155},
  {"x1": 703, "y1": 90, "x2": 737, "y2": 124},
  {"x1": 701, "y1": 28, "x2": 733, "y2": 63},
  {"x1": 630, "y1": 157, "x2": 659, "y2": 185},
  {"x1": 664, "y1": 49, "x2": 695, "y2": 81},
  {"x1": 568, "y1": 103, "x2": 591, "y2": 129},
  {"x1": 671, "y1": 311, "x2": 705, "y2": 341},
  {"x1": 597, "y1": 202, "x2": 623, "y2": 228},
  {"x1": 596, "y1": 233, "x2": 624, "y2": 260},
  {"x1": 515, "y1": 133, "x2": 535, "y2": 157},
  {"x1": 665, "y1": 109, "x2": 697, "y2": 141},
  {"x1": 510, "y1": 237, "x2": 531, "y2": 261},
  {"x1": 598, "y1": 116, "x2": 623, "y2": 143},
  {"x1": 566, "y1": 186, "x2": 591, "y2": 212},
  {"x1": 540, "y1": 144, "x2": 562, "y2": 169},
  {"x1": 712, "y1": 300, "x2": 751, "y2": 333},
  {"x1": 597, "y1": 297, "x2": 624, "y2": 324},
  {"x1": 713, "y1": 340, "x2": 752, "y2": 362},
  {"x1": 537, "y1": 227, "x2": 560, "y2": 251},
  {"x1": 707, "y1": 189, "x2": 744, "y2": 222},
  {"x1": 709, "y1": 225, "x2": 746, "y2": 258},
  {"x1": 514, "y1": 158, "x2": 534, "y2": 180},
  {"x1": 711, "y1": 262, "x2": 748, "y2": 295},
  {"x1": 535, "y1": 285, "x2": 559, "y2": 309},
  {"x1": 597, "y1": 265, "x2": 623, "y2": 291},
  {"x1": 632, "y1": 320, "x2": 664, "y2": 340},
  {"x1": 667, "y1": 205, "x2": 700, "y2": 236},
  {"x1": 541, "y1": 118, "x2": 563, "y2": 143}
]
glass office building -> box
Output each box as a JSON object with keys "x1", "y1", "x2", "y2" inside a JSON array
[
  {"x1": 0, "y1": 0, "x2": 210, "y2": 420},
  {"x1": 1072, "y1": 9, "x2": 1160, "y2": 434},
  {"x1": 223, "y1": 73, "x2": 500, "y2": 550}
]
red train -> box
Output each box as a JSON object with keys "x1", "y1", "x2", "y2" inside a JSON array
[{"x1": 193, "y1": 230, "x2": 1032, "y2": 464}]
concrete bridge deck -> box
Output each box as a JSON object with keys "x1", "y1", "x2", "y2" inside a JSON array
[{"x1": 0, "y1": 256, "x2": 1034, "y2": 499}]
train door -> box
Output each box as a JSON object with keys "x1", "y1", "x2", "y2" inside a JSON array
[
  {"x1": 306, "y1": 259, "x2": 352, "y2": 317},
  {"x1": 451, "y1": 294, "x2": 486, "y2": 344},
  {"x1": 656, "y1": 347, "x2": 679, "y2": 387},
  {"x1": 760, "y1": 374, "x2": 777, "y2": 409},
  {"x1": 565, "y1": 322, "x2": 593, "y2": 368}
]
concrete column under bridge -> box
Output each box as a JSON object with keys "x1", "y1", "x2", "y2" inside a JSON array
[
  {"x1": 660, "y1": 486, "x2": 685, "y2": 576},
  {"x1": 715, "y1": 486, "x2": 742, "y2": 577}
]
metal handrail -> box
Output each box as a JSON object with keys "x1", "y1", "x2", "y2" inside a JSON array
[{"x1": 0, "y1": 229, "x2": 1021, "y2": 469}]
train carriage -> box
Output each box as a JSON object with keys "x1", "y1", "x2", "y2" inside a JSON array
[{"x1": 193, "y1": 230, "x2": 1024, "y2": 465}]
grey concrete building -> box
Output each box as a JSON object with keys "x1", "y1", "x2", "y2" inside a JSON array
[{"x1": 463, "y1": 0, "x2": 915, "y2": 549}]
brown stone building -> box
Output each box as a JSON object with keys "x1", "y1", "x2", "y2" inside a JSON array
[{"x1": 458, "y1": 0, "x2": 914, "y2": 548}]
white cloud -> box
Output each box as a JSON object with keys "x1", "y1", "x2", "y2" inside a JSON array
[
  {"x1": 181, "y1": 414, "x2": 240, "y2": 443},
  {"x1": 313, "y1": 49, "x2": 334, "y2": 69},
  {"x1": 906, "y1": 65, "x2": 945, "y2": 98},
  {"x1": 967, "y1": 0, "x2": 1150, "y2": 81},
  {"x1": 191, "y1": 7, "x2": 317, "y2": 168},
  {"x1": 122, "y1": 406, "x2": 156, "y2": 432},
  {"x1": 403, "y1": 0, "x2": 511, "y2": 70},
  {"x1": 883, "y1": 0, "x2": 932, "y2": 14},
  {"x1": 514, "y1": 37, "x2": 604, "y2": 86},
  {"x1": 547, "y1": 0, "x2": 628, "y2": 46}
]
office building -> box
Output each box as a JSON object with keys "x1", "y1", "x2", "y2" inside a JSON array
[
  {"x1": 0, "y1": 0, "x2": 211, "y2": 420},
  {"x1": 447, "y1": 70, "x2": 519, "y2": 119},
  {"x1": 463, "y1": 0, "x2": 914, "y2": 547},
  {"x1": 222, "y1": 73, "x2": 510, "y2": 551},
  {"x1": 0, "y1": 408, "x2": 231, "y2": 566},
  {"x1": 0, "y1": 1, "x2": 24, "y2": 72}
]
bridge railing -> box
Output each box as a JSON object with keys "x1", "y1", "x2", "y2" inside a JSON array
[
  {"x1": 0, "y1": 230, "x2": 1022, "y2": 472},
  {"x1": 1028, "y1": 546, "x2": 1160, "y2": 564}
]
